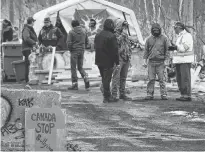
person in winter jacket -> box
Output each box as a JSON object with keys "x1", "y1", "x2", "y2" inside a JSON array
[
  {"x1": 143, "y1": 23, "x2": 170, "y2": 100},
  {"x1": 111, "y1": 19, "x2": 132, "y2": 101},
  {"x1": 169, "y1": 22, "x2": 194, "y2": 101},
  {"x1": 38, "y1": 17, "x2": 64, "y2": 51},
  {"x1": 94, "y1": 19, "x2": 119, "y2": 103},
  {"x1": 67, "y1": 20, "x2": 90, "y2": 90},
  {"x1": 22, "y1": 17, "x2": 38, "y2": 85},
  {"x1": 1, "y1": 19, "x2": 13, "y2": 43}
]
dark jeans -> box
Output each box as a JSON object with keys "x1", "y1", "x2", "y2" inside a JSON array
[
  {"x1": 98, "y1": 66, "x2": 113, "y2": 99},
  {"x1": 176, "y1": 63, "x2": 191, "y2": 97},
  {"x1": 147, "y1": 61, "x2": 167, "y2": 96},
  {"x1": 70, "y1": 51, "x2": 87, "y2": 83},
  {"x1": 22, "y1": 50, "x2": 31, "y2": 83},
  {"x1": 111, "y1": 61, "x2": 130, "y2": 98}
]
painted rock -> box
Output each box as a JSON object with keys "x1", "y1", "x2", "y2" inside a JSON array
[{"x1": 1, "y1": 96, "x2": 12, "y2": 128}]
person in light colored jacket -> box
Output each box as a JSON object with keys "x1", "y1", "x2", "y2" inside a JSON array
[{"x1": 169, "y1": 22, "x2": 194, "y2": 101}]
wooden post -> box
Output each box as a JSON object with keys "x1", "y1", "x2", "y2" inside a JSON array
[{"x1": 48, "y1": 47, "x2": 56, "y2": 85}]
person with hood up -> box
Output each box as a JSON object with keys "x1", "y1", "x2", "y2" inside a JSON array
[
  {"x1": 111, "y1": 19, "x2": 132, "y2": 101},
  {"x1": 143, "y1": 23, "x2": 170, "y2": 100},
  {"x1": 1, "y1": 19, "x2": 13, "y2": 43},
  {"x1": 22, "y1": 17, "x2": 38, "y2": 88},
  {"x1": 94, "y1": 19, "x2": 119, "y2": 103},
  {"x1": 38, "y1": 17, "x2": 64, "y2": 51},
  {"x1": 67, "y1": 20, "x2": 90, "y2": 90}
]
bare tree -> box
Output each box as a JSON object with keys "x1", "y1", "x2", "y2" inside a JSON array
[
  {"x1": 9, "y1": 0, "x2": 14, "y2": 24},
  {"x1": 178, "y1": 0, "x2": 184, "y2": 21},
  {"x1": 157, "y1": 0, "x2": 161, "y2": 22},
  {"x1": 152, "y1": 0, "x2": 156, "y2": 22}
]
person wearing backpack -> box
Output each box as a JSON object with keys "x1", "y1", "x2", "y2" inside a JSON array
[{"x1": 143, "y1": 23, "x2": 170, "y2": 100}]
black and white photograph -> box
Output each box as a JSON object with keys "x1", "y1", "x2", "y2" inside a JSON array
[{"x1": 1, "y1": 0, "x2": 205, "y2": 151}]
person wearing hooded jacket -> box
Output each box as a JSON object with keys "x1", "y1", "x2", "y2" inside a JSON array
[
  {"x1": 111, "y1": 19, "x2": 133, "y2": 101},
  {"x1": 143, "y1": 23, "x2": 170, "y2": 100},
  {"x1": 1, "y1": 19, "x2": 13, "y2": 43},
  {"x1": 94, "y1": 19, "x2": 119, "y2": 103},
  {"x1": 67, "y1": 20, "x2": 90, "y2": 90}
]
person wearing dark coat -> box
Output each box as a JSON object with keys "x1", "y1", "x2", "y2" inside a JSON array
[
  {"x1": 38, "y1": 17, "x2": 64, "y2": 51},
  {"x1": 94, "y1": 19, "x2": 120, "y2": 103},
  {"x1": 22, "y1": 17, "x2": 38, "y2": 85},
  {"x1": 1, "y1": 19, "x2": 13, "y2": 43}
]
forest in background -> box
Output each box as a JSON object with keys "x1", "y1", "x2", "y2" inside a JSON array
[{"x1": 1, "y1": 0, "x2": 205, "y2": 60}]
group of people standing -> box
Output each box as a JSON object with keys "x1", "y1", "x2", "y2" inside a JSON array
[
  {"x1": 95, "y1": 19, "x2": 133, "y2": 103},
  {"x1": 22, "y1": 17, "x2": 91, "y2": 90},
  {"x1": 22, "y1": 17, "x2": 64, "y2": 86},
  {"x1": 95, "y1": 19, "x2": 194, "y2": 103},
  {"x1": 21, "y1": 16, "x2": 194, "y2": 103}
]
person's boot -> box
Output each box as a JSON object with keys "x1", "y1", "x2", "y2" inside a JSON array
[
  {"x1": 144, "y1": 95, "x2": 154, "y2": 100},
  {"x1": 109, "y1": 96, "x2": 119, "y2": 103},
  {"x1": 161, "y1": 95, "x2": 168, "y2": 100},
  {"x1": 84, "y1": 74, "x2": 90, "y2": 90},
  {"x1": 120, "y1": 94, "x2": 132, "y2": 101},
  {"x1": 103, "y1": 97, "x2": 109, "y2": 103},
  {"x1": 68, "y1": 82, "x2": 78, "y2": 90},
  {"x1": 25, "y1": 84, "x2": 32, "y2": 90}
]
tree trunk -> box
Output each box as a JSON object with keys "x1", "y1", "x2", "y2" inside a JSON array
[
  {"x1": 144, "y1": 0, "x2": 151, "y2": 29},
  {"x1": 9, "y1": 0, "x2": 14, "y2": 24},
  {"x1": 179, "y1": 0, "x2": 184, "y2": 21},
  {"x1": 157, "y1": 0, "x2": 161, "y2": 23},
  {"x1": 152, "y1": 0, "x2": 156, "y2": 22}
]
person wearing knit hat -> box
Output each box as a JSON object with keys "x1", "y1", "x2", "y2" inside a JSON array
[
  {"x1": 169, "y1": 21, "x2": 194, "y2": 101},
  {"x1": 38, "y1": 17, "x2": 64, "y2": 51},
  {"x1": 143, "y1": 23, "x2": 170, "y2": 100},
  {"x1": 111, "y1": 19, "x2": 132, "y2": 101}
]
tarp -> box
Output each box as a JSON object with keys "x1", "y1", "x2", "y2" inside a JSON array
[{"x1": 33, "y1": 0, "x2": 144, "y2": 45}]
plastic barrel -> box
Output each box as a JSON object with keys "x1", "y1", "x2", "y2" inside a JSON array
[{"x1": 12, "y1": 60, "x2": 26, "y2": 83}]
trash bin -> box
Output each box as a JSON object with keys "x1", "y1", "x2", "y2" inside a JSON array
[
  {"x1": 2, "y1": 41, "x2": 23, "y2": 81},
  {"x1": 12, "y1": 60, "x2": 25, "y2": 83}
]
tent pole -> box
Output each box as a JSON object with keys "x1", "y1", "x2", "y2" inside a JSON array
[{"x1": 122, "y1": 12, "x2": 131, "y2": 36}]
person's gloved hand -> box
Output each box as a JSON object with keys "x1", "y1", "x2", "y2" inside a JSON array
[
  {"x1": 164, "y1": 59, "x2": 170, "y2": 66},
  {"x1": 168, "y1": 45, "x2": 177, "y2": 51},
  {"x1": 115, "y1": 64, "x2": 121, "y2": 71}
]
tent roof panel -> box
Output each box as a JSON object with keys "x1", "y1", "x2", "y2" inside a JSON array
[{"x1": 33, "y1": 0, "x2": 144, "y2": 44}]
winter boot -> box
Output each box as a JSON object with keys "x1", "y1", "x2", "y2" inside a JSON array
[
  {"x1": 84, "y1": 74, "x2": 90, "y2": 90},
  {"x1": 68, "y1": 82, "x2": 78, "y2": 90},
  {"x1": 120, "y1": 94, "x2": 132, "y2": 101}
]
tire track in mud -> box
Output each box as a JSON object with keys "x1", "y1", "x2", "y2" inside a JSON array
[{"x1": 61, "y1": 91, "x2": 205, "y2": 151}]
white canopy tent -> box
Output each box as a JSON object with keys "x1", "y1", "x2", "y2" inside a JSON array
[{"x1": 33, "y1": 0, "x2": 145, "y2": 45}]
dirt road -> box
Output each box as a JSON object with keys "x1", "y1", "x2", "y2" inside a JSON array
[{"x1": 1, "y1": 83, "x2": 205, "y2": 151}]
